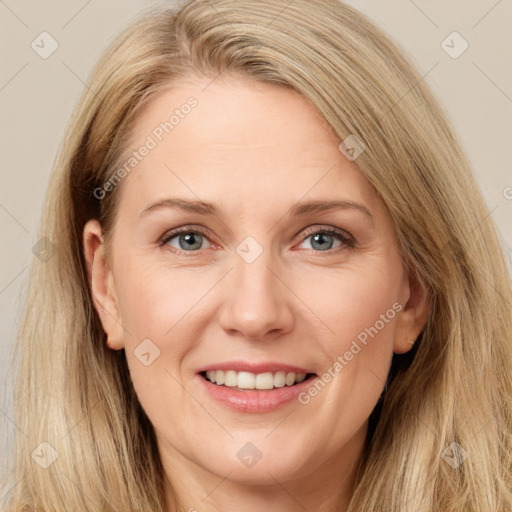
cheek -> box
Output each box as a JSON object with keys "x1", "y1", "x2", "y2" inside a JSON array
[
  {"x1": 296, "y1": 264, "x2": 400, "y2": 420},
  {"x1": 304, "y1": 262, "x2": 401, "y2": 348},
  {"x1": 113, "y1": 256, "x2": 208, "y2": 429},
  {"x1": 113, "y1": 252, "x2": 205, "y2": 338},
  {"x1": 112, "y1": 253, "x2": 220, "y2": 398}
]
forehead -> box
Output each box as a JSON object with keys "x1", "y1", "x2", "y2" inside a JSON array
[{"x1": 115, "y1": 74, "x2": 380, "y2": 219}]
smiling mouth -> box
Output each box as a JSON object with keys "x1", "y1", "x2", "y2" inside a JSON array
[{"x1": 199, "y1": 370, "x2": 317, "y2": 391}]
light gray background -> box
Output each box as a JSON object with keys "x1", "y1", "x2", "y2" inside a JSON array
[{"x1": 1, "y1": 0, "x2": 511, "y2": 485}]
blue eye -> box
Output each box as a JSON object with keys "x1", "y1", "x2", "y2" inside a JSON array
[
  {"x1": 299, "y1": 229, "x2": 353, "y2": 251},
  {"x1": 162, "y1": 230, "x2": 209, "y2": 252},
  {"x1": 160, "y1": 226, "x2": 354, "y2": 254}
]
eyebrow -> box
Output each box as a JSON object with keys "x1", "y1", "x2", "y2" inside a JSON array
[{"x1": 140, "y1": 197, "x2": 373, "y2": 222}]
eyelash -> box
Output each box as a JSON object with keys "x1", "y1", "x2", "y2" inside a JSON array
[{"x1": 159, "y1": 225, "x2": 356, "y2": 255}]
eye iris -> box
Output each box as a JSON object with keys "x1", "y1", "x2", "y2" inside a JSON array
[
  {"x1": 311, "y1": 233, "x2": 334, "y2": 251},
  {"x1": 179, "y1": 232, "x2": 202, "y2": 250}
]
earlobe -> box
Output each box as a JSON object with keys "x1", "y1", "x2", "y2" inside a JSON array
[
  {"x1": 83, "y1": 219, "x2": 125, "y2": 350},
  {"x1": 393, "y1": 272, "x2": 430, "y2": 354}
]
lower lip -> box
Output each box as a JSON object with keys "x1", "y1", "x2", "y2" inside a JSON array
[{"x1": 196, "y1": 373, "x2": 318, "y2": 413}]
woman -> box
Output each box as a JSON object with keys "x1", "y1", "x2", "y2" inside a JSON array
[{"x1": 6, "y1": 0, "x2": 512, "y2": 510}]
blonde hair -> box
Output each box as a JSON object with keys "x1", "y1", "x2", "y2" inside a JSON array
[{"x1": 5, "y1": 0, "x2": 512, "y2": 510}]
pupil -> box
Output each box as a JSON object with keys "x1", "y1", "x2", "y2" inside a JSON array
[
  {"x1": 312, "y1": 233, "x2": 333, "y2": 250},
  {"x1": 180, "y1": 233, "x2": 201, "y2": 250}
]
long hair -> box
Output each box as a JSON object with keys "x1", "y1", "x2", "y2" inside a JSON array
[{"x1": 5, "y1": 0, "x2": 512, "y2": 510}]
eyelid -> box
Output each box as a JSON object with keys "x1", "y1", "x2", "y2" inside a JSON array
[{"x1": 159, "y1": 224, "x2": 356, "y2": 253}]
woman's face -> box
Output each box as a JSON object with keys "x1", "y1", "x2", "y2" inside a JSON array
[{"x1": 85, "y1": 74, "x2": 428, "y2": 498}]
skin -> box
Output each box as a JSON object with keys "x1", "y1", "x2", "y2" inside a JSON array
[{"x1": 84, "y1": 74, "x2": 429, "y2": 512}]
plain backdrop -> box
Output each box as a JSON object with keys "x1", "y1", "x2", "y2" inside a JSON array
[{"x1": 1, "y1": 0, "x2": 511, "y2": 485}]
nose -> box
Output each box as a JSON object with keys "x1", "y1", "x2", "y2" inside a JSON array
[{"x1": 218, "y1": 247, "x2": 295, "y2": 341}]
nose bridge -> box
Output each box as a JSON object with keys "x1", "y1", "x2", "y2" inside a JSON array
[{"x1": 218, "y1": 235, "x2": 293, "y2": 339}]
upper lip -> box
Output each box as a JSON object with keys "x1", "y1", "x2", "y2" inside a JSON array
[{"x1": 197, "y1": 360, "x2": 315, "y2": 375}]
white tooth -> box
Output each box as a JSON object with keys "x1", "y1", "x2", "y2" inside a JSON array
[
  {"x1": 215, "y1": 370, "x2": 225, "y2": 385},
  {"x1": 237, "y1": 371, "x2": 256, "y2": 389},
  {"x1": 273, "y1": 371, "x2": 286, "y2": 388},
  {"x1": 206, "y1": 370, "x2": 307, "y2": 389},
  {"x1": 255, "y1": 372, "x2": 274, "y2": 390},
  {"x1": 274, "y1": 372, "x2": 286, "y2": 388},
  {"x1": 225, "y1": 370, "x2": 238, "y2": 387},
  {"x1": 285, "y1": 372, "x2": 296, "y2": 386}
]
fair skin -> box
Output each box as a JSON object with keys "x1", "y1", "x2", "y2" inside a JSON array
[{"x1": 84, "y1": 74, "x2": 429, "y2": 512}]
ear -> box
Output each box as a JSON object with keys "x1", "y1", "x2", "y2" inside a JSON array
[
  {"x1": 393, "y1": 270, "x2": 430, "y2": 354},
  {"x1": 83, "y1": 219, "x2": 125, "y2": 350}
]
